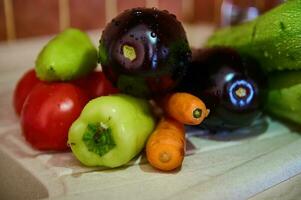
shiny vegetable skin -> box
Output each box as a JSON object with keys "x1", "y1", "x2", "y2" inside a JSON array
[
  {"x1": 266, "y1": 71, "x2": 301, "y2": 124},
  {"x1": 146, "y1": 117, "x2": 185, "y2": 171},
  {"x1": 177, "y1": 48, "x2": 266, "y2": 130},
  {"x1": 36, "y1": 28, "x2": 97, "y2": 81},
  {"x1": 13, "y1": 69, "x2": 41, "y2": 115},
  {"x1": 21, "y1": 83, "x2": 89, "y2": 151},
  {"x1": 206, "y1": 0, "x2": 301, "y2": 72},
  {"x1": 99, "y1": 8, "x2": 191, "y2": 98},
  {"x1": 68, "y1": 94, "x2": 156, "y2": 168},
  {"x1": 161, "y1": 92, "x2": 209, "y2": 125}
]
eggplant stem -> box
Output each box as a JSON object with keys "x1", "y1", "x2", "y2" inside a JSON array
[
  {"x1": 235, "y1": 87, "x2": 247, "y2": 98},
  {"x1": 123, "y1": 44, "x2": 136, "y2": 61}
]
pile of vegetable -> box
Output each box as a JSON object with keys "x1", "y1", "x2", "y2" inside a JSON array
[{"x1": 13, "y1": 1, "x2": 301, "y2": 172}]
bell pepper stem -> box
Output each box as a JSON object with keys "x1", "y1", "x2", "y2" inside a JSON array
[{"x1": 82, "y1": 123, "x2": 116, "y2": 156}]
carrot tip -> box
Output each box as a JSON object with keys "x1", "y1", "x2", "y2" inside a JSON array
[
  {"x1": 193, "y1": 108, "x2": 202, "y2": 119},
  {"x1": 159, "y1": 152, "x2": 172, "y2": 163},
  {"x1": 206, "y1": 109, "x2": 210, "y2": 117}
]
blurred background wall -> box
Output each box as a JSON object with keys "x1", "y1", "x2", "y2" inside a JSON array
[{"x1": 0, "y1": 0, "x2": 282, "y2": 42}]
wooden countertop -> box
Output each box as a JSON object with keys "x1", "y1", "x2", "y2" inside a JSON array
[{"x1": 1, "y1": 24, "x2": 301, "y2": 200}]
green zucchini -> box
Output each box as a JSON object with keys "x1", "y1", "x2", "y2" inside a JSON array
[
  {"x1": 206, "y1": 0, "x2": 301, "y2": 72},
  {"x1": 266, "y1": 71, "x2": 301, "y2": 124}
]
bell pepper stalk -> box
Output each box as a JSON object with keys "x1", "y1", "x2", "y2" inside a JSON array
[{"x1": 68, "y1": 94, "x2": 156, "y2": 168}]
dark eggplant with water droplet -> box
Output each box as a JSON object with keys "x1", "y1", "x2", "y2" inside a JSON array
[
  {"x1": 99, "y1": 8, "x2": 191, "y2": 98},
  {"x1": 177, "y1": 47, "x2": 267, "y2": 131}
]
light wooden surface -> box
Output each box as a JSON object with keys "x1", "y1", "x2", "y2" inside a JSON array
[{"x1": 0, "y1": 25, "x2": 301, "y2": 200}]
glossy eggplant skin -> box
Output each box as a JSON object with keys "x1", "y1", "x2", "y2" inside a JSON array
[
  {"x1": 99, "y1": 8, "x2": 191, "y2": 98},
  {"x1": 177, "y1": 47, "x2": 267, "y2": 131}
]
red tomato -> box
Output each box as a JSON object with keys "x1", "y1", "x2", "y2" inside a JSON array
[
  {"x1": 21, "y1": 82, "x2": 88, "y2": 151},
  {"x1": 73, "y1": 71, "x2": 119, "y2": 99},
  {"x1": 13, "y1": 69, "x2": 41, "y2": 115}
]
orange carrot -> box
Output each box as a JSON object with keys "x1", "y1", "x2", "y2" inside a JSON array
[
  {"x1": 161, "y1": 92, "x2": 209, "y2": 125},
  {"x1": 146, "y1": 117, "x2": 185, "y2": 171}
]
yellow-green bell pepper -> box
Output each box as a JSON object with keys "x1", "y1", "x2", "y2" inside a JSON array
[{"x1": 68, "y1": 94, "x2": 156, "y2": 168}]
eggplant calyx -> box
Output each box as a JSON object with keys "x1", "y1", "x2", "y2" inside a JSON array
[
  {"x1": 122, "y1": 44, "x2": 137, "y2": 61},
  {"x1": 235, "y1": 87, "x2": 247, "y2": 98}
]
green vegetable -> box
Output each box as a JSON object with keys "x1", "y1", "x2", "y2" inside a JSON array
[
  {"x1": 266, "y1": 71, "x2": 301, "y2": 124},
  {"x1": 206, "y1": 0, "x2": 301, "y2": 125},
  {"x1": 68, "y1": 94, "x2": 156, "y2": 168},
  {"x1": 35, "y1": 28, "x2": 97, "y2": 81},
  {"x1": 206, "y1": 0, "x2": 301, "y2": 72}
]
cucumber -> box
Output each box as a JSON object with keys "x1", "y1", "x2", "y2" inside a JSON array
[{"x1": 206, "y1": 0, "x2": 301, "y2": 72}]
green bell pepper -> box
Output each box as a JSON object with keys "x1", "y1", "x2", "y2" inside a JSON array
[
  {"x1": 68, "y1": 94, "x2": 156, "y2": 168},
  {"x1": 36, "y1": 28, "x2": 97, "y2": 81}
]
